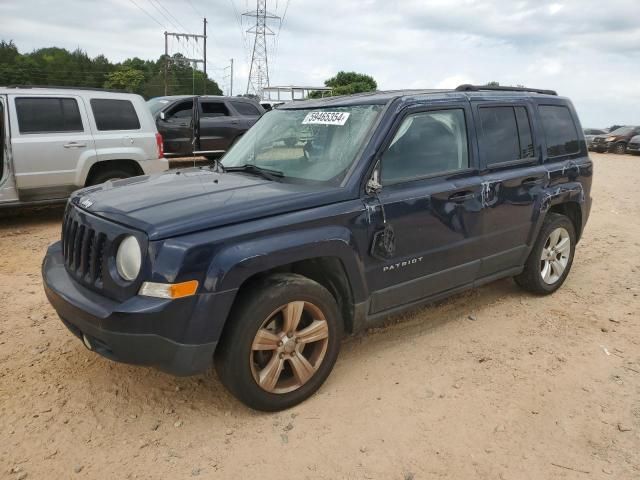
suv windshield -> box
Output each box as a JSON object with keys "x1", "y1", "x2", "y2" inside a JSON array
[
  {"x1": 221, "y1": 105, "x2": 383, "y2": 184},
  {"x1": 147, "y1": 97, "x2": 172, "y2": 116},
  {"x1": 609, "y1": 127, "x2": 634, "y2": 136}
]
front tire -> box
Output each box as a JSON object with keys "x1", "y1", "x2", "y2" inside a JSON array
[
  {"x1": 514, "y1": 213, "x2": 576, "y2": 295},
  {"x1": 215, "y1": 274, "x2": 342, "y2": 411}
]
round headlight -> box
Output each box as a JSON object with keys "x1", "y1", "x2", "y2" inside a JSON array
[{"x1": 116, "y1": 236, "x2": 141, "y2": 281}]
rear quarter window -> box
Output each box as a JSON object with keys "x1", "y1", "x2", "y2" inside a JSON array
[
  {"x1": 230, "y1": 101, "x2": 261, "y2": 116},
  {"x1": 90, "y1": 98, "x2": 141, "y2": 131},
  {"x1": 477, "y1": 106, "x2": 535, "y2": 166},
  {"x1": 538, "y1": 105, "x2": 580, "y2": 158},
  {"x1": 15, "y1": 97, "x2": 83, "y2": 134}
]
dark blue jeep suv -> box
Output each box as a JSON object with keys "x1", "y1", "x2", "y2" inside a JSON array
[{"x1": 43, "y1": 85, "x2": 592, "y2": 411}]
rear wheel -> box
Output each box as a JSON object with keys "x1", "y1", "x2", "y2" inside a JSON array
[
  {"x1": 613, "y1": 142, "x2": 627, "y2": 154},
  {"x1": 514, "y1": 213, "x2": 576, "y2": 295},
  {"x1": 88, "y1": 168, "x2": 134, "y2": 186},
  {"x1": 215, "y1": 274, "x2": 342, "y2": 411}
]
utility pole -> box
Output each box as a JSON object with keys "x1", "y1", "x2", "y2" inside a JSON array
[
  {"x1": 163, "y1": 18, "x2": 208, "y2": 96},
  {"x1": 203, "y1": 17, "x2": 207, "y2": 95},
  {"x1": 223, "y1": 58, "x2": 234, "y2": 96},
  {"x1": 164, "y1": 31, "x2": 168, "y2": 96},
  {"x1": 243, "y1": 1, "x2": 280, "y2": 98}
]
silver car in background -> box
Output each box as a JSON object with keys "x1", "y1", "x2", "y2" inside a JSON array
[{"x1": 0, "y1": 87, "x2": 168, "y2": 207}]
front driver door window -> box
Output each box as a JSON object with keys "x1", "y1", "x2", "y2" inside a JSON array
[{"x1": 382, "y1": 109, "x2": 469, "y2": 184}]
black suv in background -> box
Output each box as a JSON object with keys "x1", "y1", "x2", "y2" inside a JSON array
[
  {"x1": 589, "y1": 125, "x2": 640, "y2": 154},
  {"x1": 44, "y1": 85, "x2": 592, "y2": 411},
  {"x1": 147, "y1": 95, "x2": 264, "y2": 157}
]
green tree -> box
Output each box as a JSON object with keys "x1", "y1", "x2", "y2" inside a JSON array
[
  {"x1": 104, "y1": 67, "x2": 146, "y2": 92},
  {"x1": 309, "y1": 71, "x2": 377, "y2": 98},
  {"x1": 0, "y1": 40, "x2": 222, "y2": 98}
]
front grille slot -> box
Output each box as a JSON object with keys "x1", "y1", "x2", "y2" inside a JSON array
[{"x1": 61, "y1": 207, "x2": 109, "y2": 289}]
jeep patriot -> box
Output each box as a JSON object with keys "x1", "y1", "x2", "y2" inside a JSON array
[{"x1": 42, "y1": 85, "x2": 592, "y2": 411}]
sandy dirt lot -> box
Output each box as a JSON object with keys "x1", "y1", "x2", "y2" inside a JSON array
[{"x1": 1, "y1": 153, "x2": 639, "y2": 479}]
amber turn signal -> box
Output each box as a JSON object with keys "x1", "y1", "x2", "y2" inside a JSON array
[{"x1": 139, "y1": 280, "x2": 199, "y2": 299}]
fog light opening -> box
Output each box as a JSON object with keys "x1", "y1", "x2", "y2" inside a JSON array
[{"x1": 82, "y1": 333, "x2": 93, "y2": 351}]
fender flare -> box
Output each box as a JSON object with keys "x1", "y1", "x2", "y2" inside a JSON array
[
  {"x1": 202, "y1": 225, "x2": 368, "y2": 302},
  {"x1": 528, "y1": 181, "x2": 585, "y2": 246}
]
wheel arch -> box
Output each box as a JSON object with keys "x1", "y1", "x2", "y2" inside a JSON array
[
  {"x1": 547, "y1": 201, "x2": 583, "y2": 241},
  {"x1": 204, "y1": 227, "x2": 368, "y2": 334},
  {"x1": 234, "y1": 257, "x2": 357, "y2": 333},
  {"x1": 84, "y1": 159, "x2": 143, "y2": 186}
]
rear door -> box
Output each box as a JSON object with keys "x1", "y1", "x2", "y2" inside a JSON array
[
  {"x1": 9, "y1": 94, "x2": 96, "y2": 201},
  {"x1": 228, "y1": 99, "x2": 263, "y2": 130},
  {"x1": 197, "y1": 99, "x2": 243, "y2": 154},
  {"x1": 0, "y1": 95, "x2": 19, "y2": 204},
  {"x1": 471, "y1": 101, "x2": 544, "y2": 277}
]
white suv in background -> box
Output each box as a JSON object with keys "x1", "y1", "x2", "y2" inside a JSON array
[{"x1": 0, "y1": 87, "x2": 168, "y2": 206}]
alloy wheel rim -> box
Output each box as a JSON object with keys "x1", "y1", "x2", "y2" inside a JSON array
[
  {"x1": 250, "y1": 301, "x2": 329, "y2": 394},
  {"x1": 540, "y1": 227, "x2": 570, "y2": 284}
]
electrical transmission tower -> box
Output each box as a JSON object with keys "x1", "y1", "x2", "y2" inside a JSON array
[{"x1": 243, "y1": 1, "x2": 280, "y2": 98}]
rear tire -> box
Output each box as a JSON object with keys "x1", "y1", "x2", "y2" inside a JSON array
[
  {"x1": 215, "y1": 273, "x2": 342, "y2": 411},
  {"x1": 514, "y1": 213, "x2": 576, "y2": 295},
  {"x1": 613, "y1": 142, "x2": 627, "y2": 154},
  {"x1": 88, "y1": 169, "x2": 134, "y2": 186}
]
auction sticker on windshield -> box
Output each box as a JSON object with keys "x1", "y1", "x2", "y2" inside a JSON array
[{"x1": 302, "y1": 111, "x2": 350, "y2": 126}]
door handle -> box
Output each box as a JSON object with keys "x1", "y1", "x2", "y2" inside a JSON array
[
  {"x1": 521, "y1": 176, "x2": 544, "y2": 186},
  {"x1": 63, "y1": 142, "x2": 86, "y2": 148},
  {"x1": 448, "y1": 190, "x2": 475, "y2": 202}
]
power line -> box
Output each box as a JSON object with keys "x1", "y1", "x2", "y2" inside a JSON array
[
  {"x1": 184, "y1": 0, "x2": 204, "y2": 18},
  {"x1": 128, "y1": 0, "x2": 166, "y2": 29},
  {"x1": 147, "y1": 0, "x2": 182, "y2": 32},
  {"x1": 153, "y1": 0, "x2": 190, "y2": 32}
]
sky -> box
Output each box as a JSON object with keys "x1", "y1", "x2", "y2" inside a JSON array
[{"x1": 1, "y1": 0, "x2": 639, "y2": 128}]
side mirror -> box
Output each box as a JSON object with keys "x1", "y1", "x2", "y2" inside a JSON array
[
  {"x1": 366, "y1": 162, "x2": 382, "y2": 195},
  {"x1": 160, "y1": 111, "x2": 166, "y2": 121}
]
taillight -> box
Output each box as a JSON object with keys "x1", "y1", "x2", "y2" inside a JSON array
[{"x1": 155, "y1": 132, "x2": 164, "y2": 159}]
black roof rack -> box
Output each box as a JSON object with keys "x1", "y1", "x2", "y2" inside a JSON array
[
  {"x1": 455, "y1": 84, "x2": 557, "y2": 96},
  {"x1": 4, "y1": 85, "x2": 128, "y2": 94}
]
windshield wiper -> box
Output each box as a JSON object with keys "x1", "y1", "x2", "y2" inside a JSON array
[{"x1": 224, "y1": 164, "x2": 284, "y2": 181}]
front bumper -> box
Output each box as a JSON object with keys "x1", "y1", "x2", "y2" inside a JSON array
[
  {"x1": 627, "y1": 144, "x2": 640, "y2": 154},
  {"x1": 588, "y1": 142, "x2": 610, "y2": 152},
  {"x1": 42, "y1": 242, "x2": 217, "y2": 376}
]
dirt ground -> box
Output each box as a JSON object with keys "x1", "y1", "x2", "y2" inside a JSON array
[{"x1": 1, "y1": 152, "x2": 639, "y2": 479}]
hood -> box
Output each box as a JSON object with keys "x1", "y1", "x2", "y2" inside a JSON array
[{"x1": 71, "y1": 168, "x2": 349, "y2": 240}]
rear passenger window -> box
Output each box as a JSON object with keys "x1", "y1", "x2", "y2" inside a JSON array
[
  {"x1": 231, "y1": 101, "x2": 260, "y2": 116},
  {"x1": 538, "y1": 105, "x2": 580, "y2": 157},
  {"x1": 15, "y1": 97, "x2": 83, "y2": 134},
  {"x1": 90, "y1": 99, "x2": 140, "y2": 131},
  {"x1": 382, "y1": 109, "x2": 469, "y2": 184},
  {"x1": 478, "y1": 106, "x2": 535, "y2": 166},
  {"x1": 201, "y1": 102, "x2": 230, "y2": 117}
]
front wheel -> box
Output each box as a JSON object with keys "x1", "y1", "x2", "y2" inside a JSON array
[
  {"x1": 514, "y1": 213, "x2": 576, "y2": 295},
  {"x1": 215, "y1": 274, "x2": 342, "y2": 411}
]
